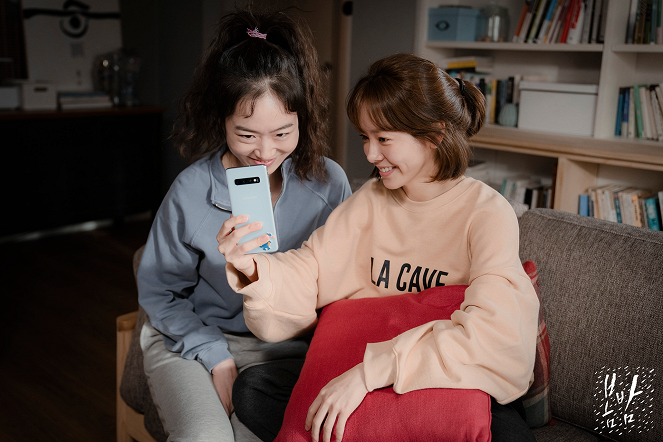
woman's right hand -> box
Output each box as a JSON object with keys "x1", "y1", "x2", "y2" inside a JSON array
[
  {"x1": 216, "y1": 215, "x2": 268, "y2": 283},
  {"x1": 211, "y1": 358, "x2": 238, "y2": 416}
]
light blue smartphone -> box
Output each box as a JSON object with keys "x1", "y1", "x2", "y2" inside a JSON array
[{"x1": 226, "y1": 165, "x2": 279, "y2": 254}]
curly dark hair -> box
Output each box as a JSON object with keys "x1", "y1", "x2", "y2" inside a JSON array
[
  {"x1": 171, "y1": 7, "x2": 330, "y2": 182},
  {"x1": 347, "y1": 53, "x2": 486, "y2": 181}
]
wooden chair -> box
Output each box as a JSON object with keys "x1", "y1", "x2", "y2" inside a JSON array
[
  {"x1": 117, "y1": 244, "x2": 156, "y2": 442},
  {"x1": 117, "y1": 311, "x2": 157, "y2": 442}
]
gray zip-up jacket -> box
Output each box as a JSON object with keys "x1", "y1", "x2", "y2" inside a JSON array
[{"x1": 137, "y1": 148, "x2": 351, "y2": 372}]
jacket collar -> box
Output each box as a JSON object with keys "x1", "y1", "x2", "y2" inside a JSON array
[{"x1": 209, "y1": 147, "x2": 294, "y2": 210}]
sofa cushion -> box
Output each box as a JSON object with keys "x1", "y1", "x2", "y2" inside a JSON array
[
  {"x1": 519, "y1": 209, "x2": 663, "y2": 442},
  {"x1": 120, "y1": 307, "x2": 150, "y2": 414},
  {"x1": 275, "y1": 284, "x2": 492, "y2": 442},
  {"x1": 521, "y1": 260, "x2": 552, "y2": 428}
]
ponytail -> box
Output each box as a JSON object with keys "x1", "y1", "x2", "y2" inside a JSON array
[{"x1": 454, "y1": 77, "x2": 486, "y2": 139}]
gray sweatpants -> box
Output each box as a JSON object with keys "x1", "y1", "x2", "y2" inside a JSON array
[{"x1": 140, "y1": 321, "x2": 309, "y2": 442}]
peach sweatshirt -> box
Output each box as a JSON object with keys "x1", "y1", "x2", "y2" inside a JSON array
[{"x1": 226, "y1": 177, "x2": 539, "y2": 404}]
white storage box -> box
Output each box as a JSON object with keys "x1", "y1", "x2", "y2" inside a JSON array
[
  {"x1": 517, "y1": 82, "x2": 598, "y2": 136},
  {"x1": 0, "y1": 86, "x2": 20, "y2": 110},
  {"x1": 19, "y1": 82, "x2": 57, "y2": 110}
]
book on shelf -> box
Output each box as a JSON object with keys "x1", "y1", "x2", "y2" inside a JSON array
[
  {"x1": 511, "y1": 74, "x2": 523, "y2": 104},
  {"x1": 581, "y1": 0, "x2": 595, "y2": 43},
  {"x1": 566, "y1": 0, "x2": 586, "y2": 44},
  {"x1": 644, "y1": 0, "x2": 653, "y2": 44},
  {"x1": 559, "y1": 0, "x2": 576, "y2": 42},
  {"x1": 653, "y1": 0, "x2": 660, "y2": 43},
  {"x1": 644, "y1": 194, "x2": 661, "y2": 230},
  {"x1": 546, "y1": 0, "x2": 570, "y2": 43},
  {"x1": 513, "y1": 1, "x2": 531, "y2": 42},
  {"x1": 515, "y1": 0, "x2": 538, "y2": 42},
  {"x1": 489, "y1": 79, "x2": 497, "y2": 124},
  {"x1": 628, "y1": 86, "x2": 636, "y2": 138},
  {"x1": 636, "y1": 0, "x2": 647, "y2": 43},
  {"x1": 656, "y1": 0, "x2": 663, "y2": 45},
  {"x1": 527, "y1": 184, "x2": 553, "y2": 209},
  {"x1": 621, "y1": 87, "x2": 630, "y2": 137},
  {"x1": 632, "y1": 84, "x2": 646, "y2": 139},
  {"x1": 535, "y1": 0, "x2": 560, "y2": 43},
  {"x1": 590, "y1": 0, "x2": 602, "y2": 43},
  {"x1": 597, "y1": 0, "x2": 609, "y2": 43},
  {"x1": 527, "y1": 0, "x2": 550, "y2": 43},
  {"x1": 578, "y1": 193, "x2": 590, "y2": 216},
  {"x1": 626, "y1": 0, "x2": 640, "y2": 44},
  {"x1": 650, "y1": 85, "x2": 663, "y2": 141},
  {"x1": 641, "y1": 85, "x2": 655, "y2": 140},
  {"x1": 494, "y1": 79, "x2": 505, "y2": 124},
  {"x1": 615, "y1": 87, "x2": 625, "y2": 136}
]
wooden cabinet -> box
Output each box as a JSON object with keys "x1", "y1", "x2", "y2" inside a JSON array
[
  {"x1": 1, "y1": 106, "x2": 165, "y2": 237},
  {"x1": 414, "y1": 0, "x2": 663, "y2": 214}
]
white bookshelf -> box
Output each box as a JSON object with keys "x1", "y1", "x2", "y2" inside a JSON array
[{"x1": 415, "y1": 0, "x2": 663, "y2": 215}]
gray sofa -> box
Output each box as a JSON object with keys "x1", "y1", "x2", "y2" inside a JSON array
[{"x1": 118, "y1": 208, "x2": 663, "y2": 442}]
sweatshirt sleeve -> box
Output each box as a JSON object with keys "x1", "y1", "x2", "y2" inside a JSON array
[
  {"x1": 226, "y1": 189, "x2": 372, "y2": 342},
  {"x1": 138, "y1": 194, "x2": 232, "y2": 373},
  {"x1": 362, "y1": 203, "x2": 539, "y2": 404}
]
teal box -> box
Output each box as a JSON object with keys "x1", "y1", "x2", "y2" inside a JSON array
[{"x1": 428, "y1": 7, "x2": 480, "y2": 42}]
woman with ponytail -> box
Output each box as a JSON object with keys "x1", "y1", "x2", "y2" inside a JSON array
[{"x1": 137, "y1": 7, "x2": 351, "y2": 442}]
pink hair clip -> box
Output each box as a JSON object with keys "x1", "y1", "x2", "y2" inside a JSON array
[{"x1": 247, "y1": 27, "x2": 267, "y2": 39}]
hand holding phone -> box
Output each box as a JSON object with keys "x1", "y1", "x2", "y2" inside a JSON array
[{"x1": 226, "y1": 165, "x2": 279, "y2": 254}]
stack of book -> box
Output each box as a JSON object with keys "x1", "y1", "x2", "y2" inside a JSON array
[
  {"x1": 500, "y1": 175, "x2": 554, "y2": 210},
  {"x1": 614, "y1": 83, "x2": 663, "y2": 142},
  {"x1": 464, "y1": 159, "x2": 491, "y2": 185},
  {"x1": 579, "y1": 185, "x2": 663, "y2": 230},
  {"x1": 440, "y1": 56, "x2": 494, "y2": 76},
  {"x1": 625, "y1": 0, "x2": 663, "y2": 44},
  {"x1": 513, "y1": 0, "x2": 608, "y2": 44},
  {"x1": 58, "y1": 91, "x2": 113, "y2": 110}
]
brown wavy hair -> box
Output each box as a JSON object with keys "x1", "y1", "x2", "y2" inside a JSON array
[
  {"x1": 171, "y1": 7, "x2": 330, "y2": 181},
  {"x1": 347, "y1": 53, "x2": 485, "y2": 181}
]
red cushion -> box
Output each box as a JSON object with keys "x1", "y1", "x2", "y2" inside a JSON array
[
  {"x1": 521, "y1": 260, "x2": 552, "y2": 427},
  {"x1": 274, "y1": 285, "x2": 492, "y2": 442}
]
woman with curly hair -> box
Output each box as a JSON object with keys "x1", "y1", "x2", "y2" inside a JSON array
[{"x1": 137, "y1": 7, "x2": 351, "y2": 441}]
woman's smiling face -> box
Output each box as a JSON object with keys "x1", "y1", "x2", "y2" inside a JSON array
[
  {"x1": 224, "y1": 92, "x2": 299, "y2": 176},
  {"x1": 359, "y1": 107, "x2": 439, "y2": 201}
]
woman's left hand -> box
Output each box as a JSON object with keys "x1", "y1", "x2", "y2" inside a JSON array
[{"x1": 305, "y1": 363, "x2": 369, "y2": 442}]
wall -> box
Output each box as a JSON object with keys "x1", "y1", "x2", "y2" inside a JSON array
[
  {"x1": 119, "y1": 0, "x2": 203, "y2": 195},
  {"x1": 344, "y1": 0, "x2": 416, "y2": 182}
]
